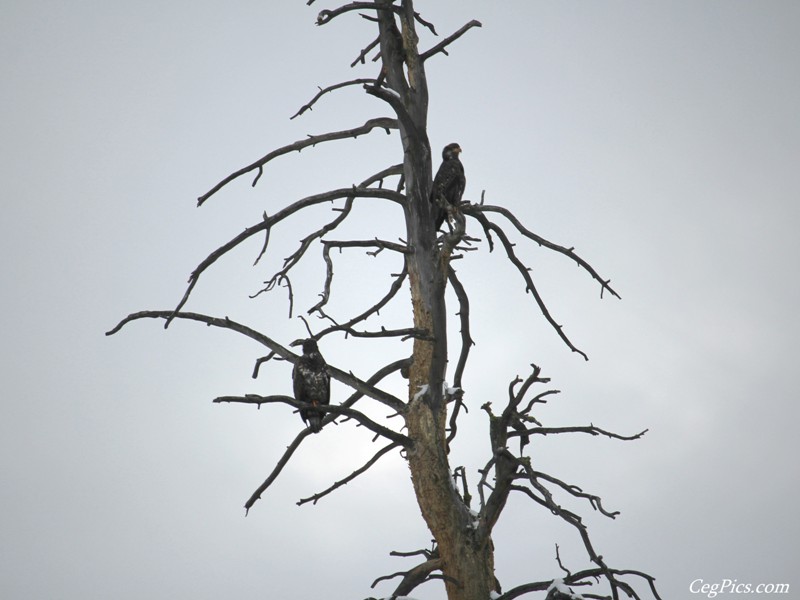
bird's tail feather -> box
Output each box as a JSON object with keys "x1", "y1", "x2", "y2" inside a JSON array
[{"x1": 307, "y1": 412, "x2": 322, "y2": 434}]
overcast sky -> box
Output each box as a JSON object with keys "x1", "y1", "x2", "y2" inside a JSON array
[{"x1": 2, "y1": 1, "x2": 799, "y2": 599}]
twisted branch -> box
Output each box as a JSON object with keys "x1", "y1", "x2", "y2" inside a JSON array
[{"x1": 446, "y1": 266, "x2": 472, "y2": 445}]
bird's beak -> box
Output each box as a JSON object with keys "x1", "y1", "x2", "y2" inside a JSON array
[{"x1": 456, "y1": 147, "x2": 462, "y2": 154}]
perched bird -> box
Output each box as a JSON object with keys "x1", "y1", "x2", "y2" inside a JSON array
[
  {"x1": 292, "y1": 339, "x2": 330, "y2": 434},
  {"x1": 430, "y1": 143, "x2": 466, "y2": 230}
]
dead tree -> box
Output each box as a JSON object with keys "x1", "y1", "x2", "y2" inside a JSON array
[{"x1": 107, "y1": 2, "x2": 660, "y2": 599}]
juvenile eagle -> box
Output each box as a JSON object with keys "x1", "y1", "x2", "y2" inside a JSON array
[
  {"x1": 292, "y1": 339, "x2": 330, "y2": 434},
  {"x1": 430, "y1": 143, "x2": 465, "y2": 230}
]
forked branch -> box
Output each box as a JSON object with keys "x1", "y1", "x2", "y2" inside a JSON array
[
  {"x1": 168, "y1": 183, "x2": 405, "y2": 327},
  {"x1": 466, "y1": 209, "x2": 589, "y2": 360},
  {"x1": 474, "y1": 203, "x2": 620, "y2": 299}
]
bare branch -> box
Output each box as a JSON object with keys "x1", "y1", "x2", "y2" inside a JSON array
[
  {"x1": 506, "y1": 450, "x2": 630, "y2": 599},
  {"x1": 214, "y1": 394, "x2": 412, "y2": 447},
  {"x1": 309, "y1": 242, "x2": 336, "y2": 315},
  {"x1": 352, "y1": 37, "x2": 380, "y2": 67},
  {"x1": 254, "y1": 198, "x2": 356, "y2": 307},
  {"x1": 371, "y1": 558, "x2": 443, "y2": 596},
  {"x1": 452, "y1": 466, "x2": 472, "y2": 509},
  {"x1": 252, "y1": 350, "x2": 278, "y2": 379},
  {"x1": 496, "y1": 567, "x2": 663, "y2": 600},
  {"x1": 106, "y1": 310, "x2": 405, "y2": 412},
  {"x1": 466, "y1": 210, "x2": 590, "y2": 360},
  {"x1": 389, "y1": 546, "x2": 436, "y2": 559},
  {"x1": 472, "y1": 203, "x2": 621, "y2": 300},
  {"x1": 324, "y1": 238, "x2": 410, "y2": 254},
  {"x1": 167, "y1": 184, "x2": 405, "y2": 327},
  {"x1": 244, "y1": 427, "x2": 309, "y2": 516},
  {"x1": 364, "y1": 84, "x2": 420, "y2": 137},
  {"x1": 420, "y1": 20, "x2": 482, "y2": 61},
  {"x1": 314, "y1": 265, "x2": 408, "y2": 340},
  {"x1": 253, "y1": 211, "x2": 271, "y2": 265},
  {"x1": 555, "y1": 544, "x2": 572, "y2": 578},
  {"x1": 291, "y1": 78, "x2": 377, "y2": 119},
  {"x1": 197, "y1": 118, "x2": 398, "y2": 205},
  {"x1": 316, "y1": 2, "x2": 401, "y2": 26},
  {"x1": 413, "y1": 11, "x2": 437, "y2": 36},
  {"x1": 445, "y1": 266, "x2": 473, "y2": 445},
  {"x1": 511, "y1": 425, "x2": 648, "y2": 442},
  {"x1": 339, "y1": 326, "x2": 433, "y2": 341},
  {"x1": 527, "y1": 470, "x2": 620, "y2": 519},
  {"x1": 297, "y1": 441, "x2": 401, "y2": 506}
]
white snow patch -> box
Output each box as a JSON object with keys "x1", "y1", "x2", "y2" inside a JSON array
[
  {"x1": 413, "y1": 384, "x2": 429, "y2": 402},
  {"x1": 468, "y1": 507, "x2": 480, "y2": 529},
  {"x1": 546, "y1": 578, "x2": 584, "y2": 599},
  {"x1": 383, "y1": 86, "x2": 402, "y2": 99},
  {"x1": 443, "y1": 381, "x2": 461, "y2": 395}
]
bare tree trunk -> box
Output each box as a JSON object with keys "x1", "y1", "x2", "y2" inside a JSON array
[{"x1": 371, "y1": 3, "x2": 498, "y2": 598}]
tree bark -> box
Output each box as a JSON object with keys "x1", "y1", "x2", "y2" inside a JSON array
[{"x1": 374, "y1": 2, "x2": 498, "y2": 598}]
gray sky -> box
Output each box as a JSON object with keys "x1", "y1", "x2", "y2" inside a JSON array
[{"x1": 2, "y1": 1, "x2": 799, "y2": 599}]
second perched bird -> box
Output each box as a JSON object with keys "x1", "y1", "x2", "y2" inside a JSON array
[
  {"x1": 430, "y1": 143, "x2": 466, "y2": 230},
  {"x1": 292, "y1": 339, "x2": 330, "y2": 434}
]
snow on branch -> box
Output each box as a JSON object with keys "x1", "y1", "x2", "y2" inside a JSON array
[
  {"x1": 506, "y1": 451, "x2": 646, "y2": 600},
  {"x1": 496, "y1": 566, "x2": 662, "y2": 600}
]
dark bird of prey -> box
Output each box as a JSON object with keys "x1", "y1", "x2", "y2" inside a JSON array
[
  {"x1": 430, "y1": 143, "x2": 466, "y2": 230},
  {"x1": 292, "y1": 339, "x2": 330, "y2": 434}
]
